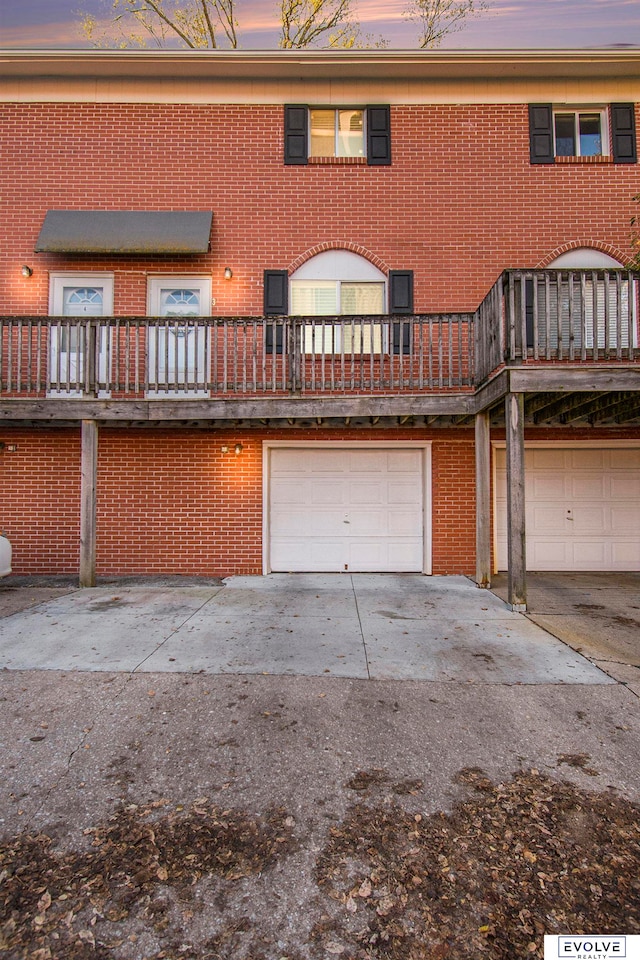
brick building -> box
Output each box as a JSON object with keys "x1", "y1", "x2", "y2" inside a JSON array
[{"x1": 0, "y1": 49, "x2": 638, "y2": 607}]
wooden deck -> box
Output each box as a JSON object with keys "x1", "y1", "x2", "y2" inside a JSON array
[{"x1": 1, "y1": 269, "x2": 638, "y2": 423}]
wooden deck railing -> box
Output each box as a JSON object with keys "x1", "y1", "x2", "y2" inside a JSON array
[
  {"x1": 475, "y1": 268, "x2": 639, "y2": 383},
  {"x1": 0, "y1": 314, "x2": 475, "y2": 398},
  {"x1": 1, "y1": 271, "x2": 637, "y2": 401}
]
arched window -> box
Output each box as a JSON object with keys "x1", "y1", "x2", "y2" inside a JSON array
[
  {"x1": 290, "y1": 251, "x2": 386, "y2": 316},
  {"x1": 290, "y1": 251, "x2": 386, "y2": 354},
  {"x1": 532, "y1": 248, "x2": 634, "y2": 352}
]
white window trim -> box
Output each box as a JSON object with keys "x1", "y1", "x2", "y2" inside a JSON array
[
  {"x1": 552, "y1": 106, "x2": 609, "y2": 158},
  {"x1": 49, "y1": 272, "x2": 114, "y2": 315}
]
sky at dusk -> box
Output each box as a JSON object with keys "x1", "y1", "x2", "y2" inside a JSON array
[{"x1": 0, "y1": 0, "x2": 639, "y2": 49}]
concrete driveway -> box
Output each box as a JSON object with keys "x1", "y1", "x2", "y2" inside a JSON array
[
  {"x1": 0, "y1": 573, "x2": 617, "y2": 685},
  {"x1": 1, "y1": 571, "x2": 639, "y2": 957},
  {"x1": 491, "y1": 572, "x2": 640, "y2": 695}
]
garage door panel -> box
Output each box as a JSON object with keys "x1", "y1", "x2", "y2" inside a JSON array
[
  {"x1": 569, "y1": 449, "x2": 606, "y2": 469},
  {"x1": 388, "y1": 451, "x2": 423, "y2": 472},
  {"x1": 270, "y1": 479, "x2": 308, "y2": 504},
  {"x1": 612, "y1": 449, "x2": 640, "y2": 469},
  {"x1": 269, "y1": 447, "x2": 425, "y2": 572},
  {"x1": 388, "y1": 480, "x2": 424, "y2": 503},
  {"x1": 530, "y1": 475, "x2": 567, "y2": 499},
  {"x1": 530, "y1": 449, "x2": 567, "y2": 469},
  {"x1": 348, "y1": 480, "x2": 386, "y2": 504},
  {"x1": 530, "y1": 504, "x2": 568, "y2": 532},
  {"x1": 610, "y1": 474, "x2": 640, "y2": 499},
  {"x1": 613, "y1": 541, "x2": 640, "y2": 565},
  {"x1": 528, "y1": 539, "x2": 569, "y2": 569},
  {"x1": 611, "y1": 505, "x2": 640, "y2": 533},
  {"x1": 571, "y1": 507, "x2": 608, "y2": 535},
  {"x1": 496, "y1": 447, "x2": 640, "y2": 571},
  {"x1": 310, "y1": 480, "x2": 348, "y2": 505},
  {"x1": 275, "y1": 509, "x2": 347, "y2": 537},
  {"x1": 270, "y1": 538, "x2": 345, "y2": 571},
  {"x1": 347, "y1": 451, "x2": 386, "y2": 472},
  {"x1": 348, "y1": 539, "x2": 422, "y2": 572},
  {"x1": 571, "y1": 475, "x2": 607, "y2": 499}
]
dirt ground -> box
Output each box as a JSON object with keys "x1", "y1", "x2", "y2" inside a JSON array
[{"x1": 1, "y1": 575, "x2": 639, "y2": 959}]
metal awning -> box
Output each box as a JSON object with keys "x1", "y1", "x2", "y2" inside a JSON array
[{"x1": 35, "y1": 211, "x2": 213, "y2": 254}]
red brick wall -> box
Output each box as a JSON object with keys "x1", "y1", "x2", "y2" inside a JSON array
[
  {"x1": 1, "y1": 99, "x2": 638, "y2": 578},
  {"x1": 1, "y1": 102, "x2": 637, "y2": 318},
  {"x1": 1, "y1": 428, "x2": 479, "y2": 576},
  {"x1": 431, "y1": 437, "x2": 476, "y2": 575},
  {"x1": 3, "y1": 426, "x2": 639, "y2": 577},
  {"x1": 0, "y1": 431, "x2": 81, "y2": 573}
]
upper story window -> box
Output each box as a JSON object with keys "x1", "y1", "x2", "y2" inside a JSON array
[
  {"x1": 554, "y1": 109, "x2": 607, "y2": 157},
  {"x1": 263, "y1": 252, "x2": 414, "y2": 355},
  {"x1": 284, "y1": 105, "x2": 391, "y2": 166},
  {"x1": 529, "y1": 102, "x2": 637, "y2": 164},
  {"x1": 310, "y1": 109, "x2": 365, "y2": 159}
]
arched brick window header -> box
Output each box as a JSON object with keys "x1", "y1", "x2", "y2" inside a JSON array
[
  {"x1": 536, "y1": 241, "x2": 630, "y2": 269},
  {"x1": 287, "y1": 242, "x2": 390, "y2": 276}
]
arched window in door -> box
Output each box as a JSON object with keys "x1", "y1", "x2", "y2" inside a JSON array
[{"x1": 527, "y1": 248, "x2": 635, "y2": 353}]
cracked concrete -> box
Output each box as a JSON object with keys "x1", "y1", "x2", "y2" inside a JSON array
[{"x1": 0, "y1": 571, "x2": 639, "y2": 960}]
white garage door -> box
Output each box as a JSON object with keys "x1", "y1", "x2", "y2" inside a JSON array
[
  {"x1": 496, "y1": 447, "x2": 640, "y2": 571},
  {"x1": 268, "y1": 446, "x2": 425, "y2": 572}
]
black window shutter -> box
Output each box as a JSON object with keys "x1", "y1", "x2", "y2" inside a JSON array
[
  {"x1": 284, "y1": 105, "x2": 308, "y2": 165},
  {"x1": 391, "y1": 321, "x2": 411, "y2": 356},
  {"x1": 525, "y1": 278, "x2": 534, "y2": 349},
  {"x1": 264, "y1": 270, "x2": 288, "y2": 354},
  {"x1": 389, "y1": 270, "x2": 413, "y2": 355},
  {"x1": 611, "y1": 103, "x2": 637, "y2": 163},
  {"x1": 367, "y1": 105, "x2": 391, "y2": 166},
  {"x1": 389, "y1": 270, "x2": 414, "y2": 314},
  {"x1": 264, "y1": 270, "x2": 288, "y2": 314},
  {"x1": 528, "y1": 104, "x2": 554, "y2": 164}
]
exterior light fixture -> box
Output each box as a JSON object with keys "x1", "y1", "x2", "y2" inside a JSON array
[
  {"x1": 234, "y1": 442, "x2": 243, "y2": 455},
  {"x1": 224, "y1": 267, "x2": 233, "y2": 280},
  {"x1": 21, "y1": 265, "x2": 33, "y2": 277}
]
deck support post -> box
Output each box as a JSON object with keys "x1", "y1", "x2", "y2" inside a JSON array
[
  {"x1": 79, "y1": 419, "x2": 98, "y2": 588},
  {"x1": 505, "y1": 392, "x2": 527, "y2": 611},
  {"x1": 475, "y1": 409, "x2": 491, "y2": 588}
]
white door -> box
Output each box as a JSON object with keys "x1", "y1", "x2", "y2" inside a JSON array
[
  {"x1": 147, "y1": 278, "x2": 211, "y2": 396},
  {"x1": 49, "y1": 275, "x2": 113, "y2": 394},
  {"x1": 495, "y1": 447, "x2": 640, "y2": 571},
  {"x1": 268, "y1": 447, "x2": 425, "y2": 572}
]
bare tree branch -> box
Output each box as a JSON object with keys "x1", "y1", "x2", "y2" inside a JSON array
[
  {"x1": 80, "y1": 0, "x2": 238, "y2": 48},
  {"x1": 403, "y1": 0, "x2": 486, "y2": 48},
  {"x1": 80, "y1": 0, "x2": 486, "y2": 50},
  {"x1": 279, "y1": 0, "x2": 360, "y2": 48}
]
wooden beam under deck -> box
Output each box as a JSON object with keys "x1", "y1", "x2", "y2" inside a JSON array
[
  {"x1": 0, "y1": 394, "x2": 476, "y2": 424},
  {"x1": 79, "y1": 419, "x2": 98, "y2": 588}
]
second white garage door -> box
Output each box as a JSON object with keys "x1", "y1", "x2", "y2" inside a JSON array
[
  {"x1": 495, "y1": 446, "x2": 640, "y2": 571},
  {"x1": 268, "y1": 446, "x2": 427, "y2": 572}
]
